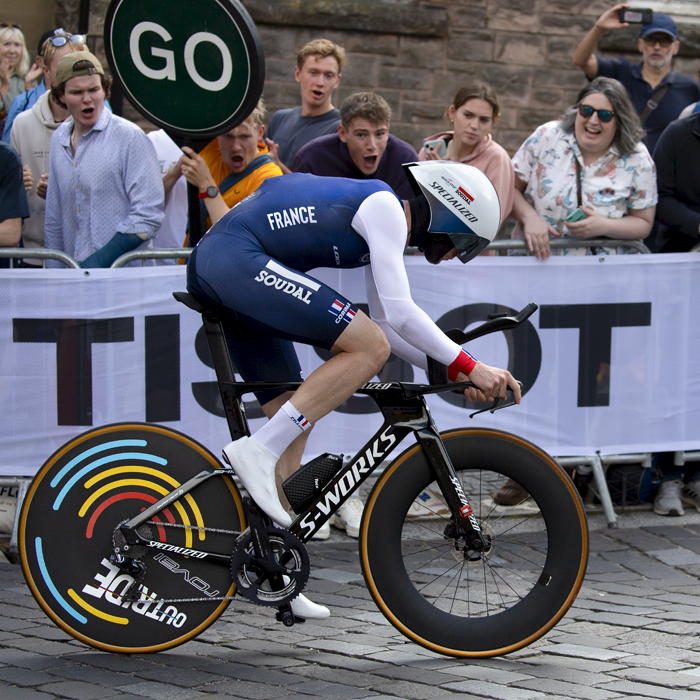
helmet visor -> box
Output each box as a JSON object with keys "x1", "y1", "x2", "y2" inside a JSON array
[{"x1": 452, "y1": 233, "x2": 490, "y2": 263}]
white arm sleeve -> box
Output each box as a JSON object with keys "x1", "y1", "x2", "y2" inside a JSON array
[{"x1": 352, "y1": 190, "x2": 463, "y2": 367}]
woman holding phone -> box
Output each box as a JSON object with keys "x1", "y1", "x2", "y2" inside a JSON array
[
  {"x1": 419, "y1": 83, "x2": 514, "y2": 228},
  {"x1": 510, "y1": 77, "x2": 656, "y2": 259}
]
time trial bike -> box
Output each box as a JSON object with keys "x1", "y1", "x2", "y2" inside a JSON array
[{"x1": 19, "y1": 294, "x2": 588, "y2": 658}]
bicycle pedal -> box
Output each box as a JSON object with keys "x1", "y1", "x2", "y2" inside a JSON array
[
  {"x1": 276, "y1": 604, "x2": 299, "y2": 627},
  {"x1": 283, "y1": 453, "x2": 343, "y2": 513}
]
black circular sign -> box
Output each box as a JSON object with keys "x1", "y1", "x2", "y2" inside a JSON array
[{"x1": 104, "y1": 0, "x2": 265, "y2": 137}]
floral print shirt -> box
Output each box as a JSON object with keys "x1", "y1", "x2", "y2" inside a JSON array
[{"x1": 511, "y1": 121, "x2": 657, "y2": 255}]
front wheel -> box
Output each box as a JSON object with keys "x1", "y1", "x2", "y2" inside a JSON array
[{"x1": 360, "y1": 428, "x2": 588, "y2": 658}]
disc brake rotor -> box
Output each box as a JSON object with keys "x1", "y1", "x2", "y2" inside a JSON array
[{"x1": 230, "y1": 527, "x2": 310, "y2": 607}]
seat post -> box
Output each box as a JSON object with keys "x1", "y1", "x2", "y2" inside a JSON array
[
  {"x1": 201, "y1": 311, "x2": 250, "y2": 441},
  {"x1": 172, "y1": 292, "x2": 249, "y2": 441}
]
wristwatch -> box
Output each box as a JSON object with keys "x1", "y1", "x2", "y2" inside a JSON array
[{"x1": 198, "y1": 185, "x2": 219, "y2": 199}]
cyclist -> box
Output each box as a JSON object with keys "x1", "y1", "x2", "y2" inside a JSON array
[{"x1": 186, "y1": 161, "x2": 521, "y2": 619}]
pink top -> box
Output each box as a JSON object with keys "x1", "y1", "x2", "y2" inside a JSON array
[{"x1": 418, "y1": 132, "x2": 514, "y2": 227}]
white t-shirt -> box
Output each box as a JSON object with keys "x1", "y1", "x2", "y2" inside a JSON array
[{"x1": 147, "y1": 130, "x2": 188, "y2": 265}]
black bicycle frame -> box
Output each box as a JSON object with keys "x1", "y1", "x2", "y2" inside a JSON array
[
  {"x1": 116, "y1": 297, "x2": 537, "y2": 562},
  {"x1": 117, "y1": 378, "x2": 488, "y2": 562}
]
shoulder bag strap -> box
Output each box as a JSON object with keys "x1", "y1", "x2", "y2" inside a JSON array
[
  {"x1": 198, "y1": 153, "x2": 275, "y2": 225},
  {"x1": 639, "y1": 83, "x2": 670, "y2": 125}
]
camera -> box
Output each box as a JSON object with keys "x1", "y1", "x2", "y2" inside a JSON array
[{"x1": 619, "y1": 8, "x2": 653, "y2": 24}]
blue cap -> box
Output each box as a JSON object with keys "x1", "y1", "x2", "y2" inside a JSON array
[{"x1": 640, "y1": 14, "x2": 678, "y2": 40}]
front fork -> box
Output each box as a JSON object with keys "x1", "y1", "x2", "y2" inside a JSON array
[{"x1": 415, "y1": 426, "x2": 489, "y2": 551}]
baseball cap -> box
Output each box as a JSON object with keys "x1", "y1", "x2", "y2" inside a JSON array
[
  {"x1": 640, "y1": 14, "x2": 678, "y2": 40},
  {"x1": 37, "y1": 29, "x2": 55, "y2": 56},
  {"x1": 55, "y1": 51, "x2": 104, "y2": 87}
]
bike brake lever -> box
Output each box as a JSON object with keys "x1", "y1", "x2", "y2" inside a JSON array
[{"x1": 468, "y1": 381, "x2": 523, "y2": 419}]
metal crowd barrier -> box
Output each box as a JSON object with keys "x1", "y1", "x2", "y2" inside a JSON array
[
  {"x1": 1, "y1": 239, "x2": 698, "y2": 537},
  {"x1": 111, "y1": 248, "x2": 192, "y2": 267},
  {"x1": 0, "y1": 248, "x2": 80, "y2": 268},
  {"x1": 488, "y1": 239, "x2": 652, "y2": 254},
  {"x1": 0, "y1": 477, "x2": 30, "y2": 564}
]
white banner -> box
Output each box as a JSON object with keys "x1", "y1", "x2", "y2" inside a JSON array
[{"x1": 2, "y1": 254, "x2": 700, "y2": 476}]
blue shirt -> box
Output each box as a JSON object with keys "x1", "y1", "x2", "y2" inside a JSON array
[
  {"x1": 1, "y1": 81, "x2": 46, "y2": 144},
  {"x1": 0, "y1": 141, "x2": 29, "y2": 267},
  {"x1": 596, "y1": 58, "x2": 700, "y2": 153},
  {"x1": 44, "y1": 108, "x2": 164, "y2": 264},
  {"x1": 214, "y1": 173, "x2": 396, "y2": 271}
]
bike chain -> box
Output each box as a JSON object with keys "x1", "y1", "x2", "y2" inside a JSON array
[{"x1": 115, "y1": 520, "x2": 242, "y2": 604}]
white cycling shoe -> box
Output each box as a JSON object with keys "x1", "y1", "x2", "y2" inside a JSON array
[
  {"x1": 291, "y1": 593, "x2": 330, "y2": 620},
  {"x1": 222, "y1": 436, "x2": 292, "y2": 528}
]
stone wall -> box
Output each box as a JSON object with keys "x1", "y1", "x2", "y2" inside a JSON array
[{"x1": 55, "y1": 0, "x2": 700, "y2": 155}]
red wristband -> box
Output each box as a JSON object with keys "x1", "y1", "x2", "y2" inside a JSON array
[{"x1": 448, "y1": 349, "x2": 478, "y2": 381}]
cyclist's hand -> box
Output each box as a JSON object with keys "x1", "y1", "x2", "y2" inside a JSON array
[{"x1": 461, "y1": 361, "x2": 521, "y2": 404}]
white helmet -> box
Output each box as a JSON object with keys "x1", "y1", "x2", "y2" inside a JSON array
[{"x1": 404, "y1": 161, "x2": 501, "y2": 263}]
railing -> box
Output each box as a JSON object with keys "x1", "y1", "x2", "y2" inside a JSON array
[
  {"x1": 488, "y1": 238, "x2": 652, "y2": 254},
  {"x1": 0, "y1": 477, "x2": 30, "y2": 564},
  {"x1": 111, "y1": 248, "x2": 192, "y2": 268},
  {"x1": 0, "y1": 248, "x2": 80, "y2": 268}
]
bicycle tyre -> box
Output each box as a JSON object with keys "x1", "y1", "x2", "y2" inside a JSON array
[
  {"x1": 360, "y1": 427, "x2": 588, "y2": 658},
  {"x1": 19, "y1": 422, "x2": 246, "y2": 654}
]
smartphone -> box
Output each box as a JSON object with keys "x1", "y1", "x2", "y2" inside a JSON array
[
  {"x1": 565, "y1": 208, "x2": 587, "y2": 223},
  {"x1": 619, "y1": 8, "x2": 653, "y2": 24},
  {"x1": 424, "y1": 138, "x2": 447, "y2": 158}
]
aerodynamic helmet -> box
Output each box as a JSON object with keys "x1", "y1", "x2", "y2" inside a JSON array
[{"x1": 404, "y1": 161, "x2": 501, "y2": 263}]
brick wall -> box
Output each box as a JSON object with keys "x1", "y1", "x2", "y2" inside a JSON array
[{"x1": 56, "y1": 0, "x2": 700, "y2": 155}]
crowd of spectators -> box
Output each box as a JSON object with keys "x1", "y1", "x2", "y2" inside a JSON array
[{"x1": 2, "y1": 7, "x2": 700, "y2": 519}]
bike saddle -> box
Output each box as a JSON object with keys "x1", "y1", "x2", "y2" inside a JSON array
[{"x1": 173, "y1": 291, "x2": 206, "y2": 313}]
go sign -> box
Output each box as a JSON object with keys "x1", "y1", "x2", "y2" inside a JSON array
[{"x1": 104, "y1": 0, "x2": 264, "y2": 137}]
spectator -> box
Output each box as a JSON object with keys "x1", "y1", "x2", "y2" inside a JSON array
[
  {"x1": 418, "y1": 82, "x2": 514, "y2": 228},
  {"x1": 293, "y1": 92, "x2": 418, "y2": 199},
  {"x1": 147, "y1": 130, "x2": 188, "y2": 264},
  {"x1": 654, "y1": 112, "x2": 700, "y2": 253},
  {"x1": 573, "y1": 5, "x2": 700, "y2": 154},
  {"x1": 510, "y1": 77, "x2": 656, "y2": 261},
  {"x1": 0, "y1": 140, "x2": 28, "y2": 267},
  {"x1": 9, "y1": 33, "x2": 85, "y2": 266},
  {"x1": 265, "y1": 39, "x2": 345, "y2": 173},
  {"x1": 0, "y1": 24, "x2": 30, "y2": 135},
  {"x1": 292, "y1": 92, "x2": 416, "y2": 539},
  {"x1": 175, "y1": 99, "x2": 282, "y2": 230},
  {"x1": 2, "y1": 28, "x2": 85, "y2": 143},
  {"x1": 44, "y1": 51, "x2": 163, "y2": 268}
]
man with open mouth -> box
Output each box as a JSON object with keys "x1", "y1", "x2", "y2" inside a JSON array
[{"x1": 292, "y1": 92, "x2": 418, "y2": 200}]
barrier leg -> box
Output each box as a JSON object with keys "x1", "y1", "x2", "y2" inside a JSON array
[{"x1": 591, "y1": 454, "x2": 618, "y2": 528}]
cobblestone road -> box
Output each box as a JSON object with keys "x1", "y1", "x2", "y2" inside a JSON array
[{"x1": 3, "y1": 508, "x2": 700, "y2": 700}]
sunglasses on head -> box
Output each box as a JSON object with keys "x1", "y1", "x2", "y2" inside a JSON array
[
  {"x1": 50, "y1": 29, "x2": 85, "y2": 47},
  {"x1": 642, "y1": 34, "x2": 674, "y2": 48},
  {"x1": 0, "y1": 23, "x2": 22, "y2": 29},
  {"x1": 578, "y1": 104, "x2": 615, "y2": 123}
]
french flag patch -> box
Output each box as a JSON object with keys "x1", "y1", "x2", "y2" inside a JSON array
[
  {"x1": 293, "y1": 414, "x2": 310, "y2": 430},
  {"x1": 329, "y1": 299, "x2": 345, "y2": 316},
  {"x1": 329, "y1": 299, "x2": 355, "y2": 324}
]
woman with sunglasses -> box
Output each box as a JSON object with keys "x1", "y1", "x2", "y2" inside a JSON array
[
  {"x1": 510, "y1": 77, "x2": 657, "y2": 260},
  {"x1": 0, "y1": 24, "x2": 30, "y2": 135}
]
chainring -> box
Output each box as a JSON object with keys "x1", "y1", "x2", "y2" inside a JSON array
[{"x1": 230, "y1": 527, "x2": 310, "y2": 607}]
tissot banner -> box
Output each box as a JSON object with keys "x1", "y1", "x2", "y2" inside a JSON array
[{"x1": 2, "y1": 254, "x2": 699, "y2": 476}]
